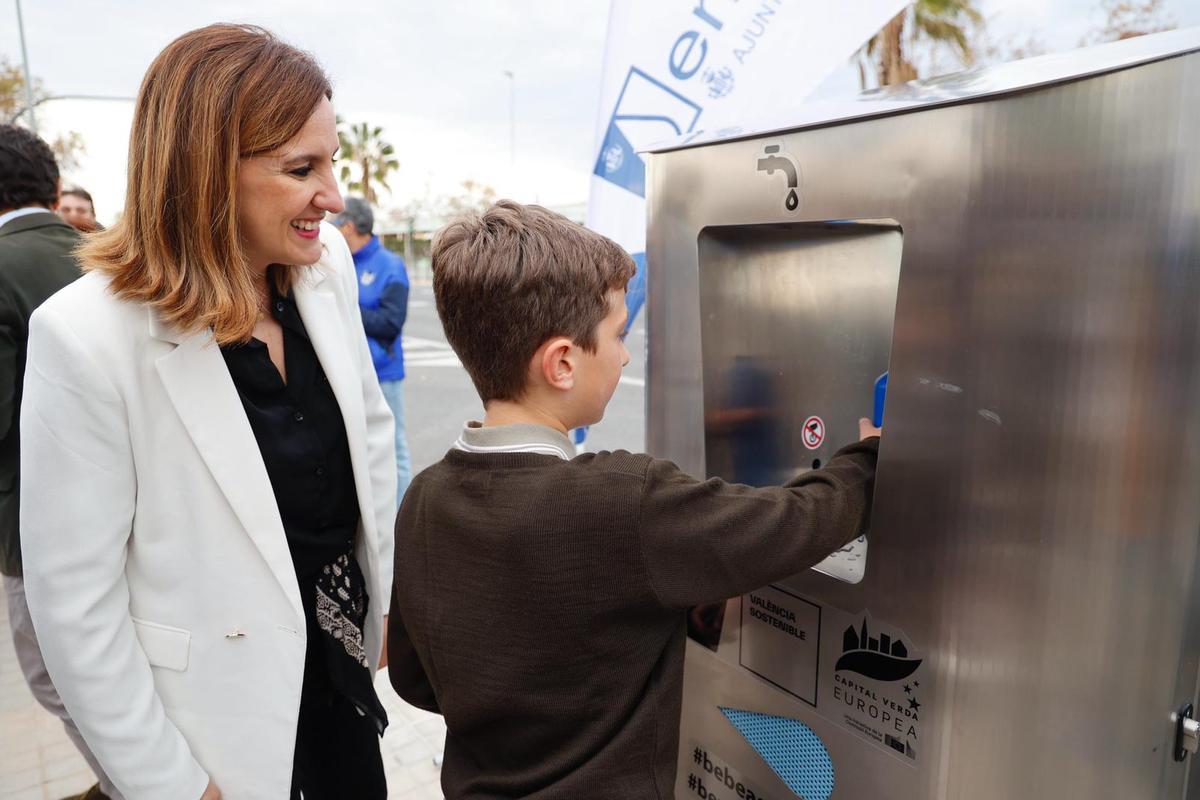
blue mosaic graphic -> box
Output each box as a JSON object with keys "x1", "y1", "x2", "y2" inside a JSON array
[{"x1": 719, "y1": 707, "x2": 834, "y2": 800}]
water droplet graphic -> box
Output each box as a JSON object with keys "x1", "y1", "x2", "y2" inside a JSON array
[{"x1": 785, "y1": 188, "x2": 799, "y2": 211}]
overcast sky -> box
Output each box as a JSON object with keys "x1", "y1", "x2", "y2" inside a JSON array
[{"x1": 3, "y1": 0, "x2": 1198, "y2": 225}]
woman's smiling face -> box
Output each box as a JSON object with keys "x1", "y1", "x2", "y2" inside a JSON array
[{"x1": 236, "y1": 96, "x2": 344, "y2": 273}]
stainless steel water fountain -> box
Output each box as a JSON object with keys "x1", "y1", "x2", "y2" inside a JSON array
[{"x1": 644, "y1": 28, "x2": 1200, "y2": 799}]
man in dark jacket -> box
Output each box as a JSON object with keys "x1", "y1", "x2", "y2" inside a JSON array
[{"x1": 0, "y1": 124, "x2": 114, "y2": 800}]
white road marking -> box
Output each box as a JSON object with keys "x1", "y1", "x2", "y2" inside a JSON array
[{"x1": 402, "y1": 336, "x2": 463, "y2": 369}]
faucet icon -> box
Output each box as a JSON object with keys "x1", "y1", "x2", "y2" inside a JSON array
[{"x1": 756, "y1": 144, "x2": 800, "y2": 211}]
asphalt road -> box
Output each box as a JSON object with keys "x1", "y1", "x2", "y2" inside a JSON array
[{"x1": 400, "y1": 282, "x2": 647, "y2": 475}]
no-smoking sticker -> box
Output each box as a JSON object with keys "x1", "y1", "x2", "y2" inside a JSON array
[{"x1": 802, "y1": 416, "x2": 825, "y2": 449}]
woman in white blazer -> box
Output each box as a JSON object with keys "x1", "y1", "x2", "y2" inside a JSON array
[{"x1": 19, "y1": 25, "x2": 395, "y2": 800}]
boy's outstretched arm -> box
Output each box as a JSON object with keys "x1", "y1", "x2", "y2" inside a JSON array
[{"x1": 637, "y1": 424, "x2": 880, "y2": 609}]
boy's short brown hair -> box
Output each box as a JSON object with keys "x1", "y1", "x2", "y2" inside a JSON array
[{"x1": 432, "y1": 200, "x2": 636, "y2": 403}]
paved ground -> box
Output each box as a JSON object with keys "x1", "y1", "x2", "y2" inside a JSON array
[{"x1": 0, "y1": 281, "x2": 647, "y2": 799}]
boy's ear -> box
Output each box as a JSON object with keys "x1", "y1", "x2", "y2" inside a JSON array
[{"x1": 537, "y1": 336, "x2": 577, "y2": 392}]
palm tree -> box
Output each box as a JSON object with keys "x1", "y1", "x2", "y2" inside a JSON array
[
  {"x1": 337, "y1": 119, "x2": 400, "y2": 206},
  {"x1": 857, "y1": 0, "x2": 983, "y2": 89}
]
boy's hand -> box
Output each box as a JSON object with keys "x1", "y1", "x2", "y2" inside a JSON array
[{"x1": 859, "y1": 418, "x2": 882, "y2": 440}]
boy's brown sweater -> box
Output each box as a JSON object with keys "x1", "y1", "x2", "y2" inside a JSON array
[{"x1": 388, "y1": 437, "x2": 879, "y2": 799}]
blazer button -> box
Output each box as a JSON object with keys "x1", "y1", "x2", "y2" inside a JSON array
[{"x1": 293, "y1": 410, "x2": 305, "y2": 423}]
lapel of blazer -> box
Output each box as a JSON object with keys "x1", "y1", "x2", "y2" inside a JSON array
[
  {"x1": 293, "y1": 266, "x2": 378, "y2": 577},
  {"x1": 150, "y1": 310, "x2": 305, "y2": 624}
]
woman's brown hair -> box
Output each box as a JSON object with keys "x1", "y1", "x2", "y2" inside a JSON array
[{"x1": 78, "y1": 24, "x2": 332, "y2": 344}]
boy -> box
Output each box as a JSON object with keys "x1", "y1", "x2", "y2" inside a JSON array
[{"x1": 388, "y1": 201, "x2": 880, "y2": 799}]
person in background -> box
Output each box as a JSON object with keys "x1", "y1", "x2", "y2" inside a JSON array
[
  {"x1": 0, "y1": 126, "x2": 113, "y2": 800},
  {"x1": 334, "y1": 197, "x2": 412, "y2": 501},
  {"x1": 58, "y1": 187, "x2": 100, "y2": 232},
  {"x1": 19, "y1": 25, "x2": 395, "y2": 800}
]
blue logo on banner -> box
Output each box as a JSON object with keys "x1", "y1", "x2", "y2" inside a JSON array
[
  {"x1": 720, "y1": 707, "x2": 834, "y2": 800},
  {"x1": 593, "y1": 67, "x2": 703, "y2": 198},
  {"x1": 623, "y1": 252, "x2": 647, "y2": 327}
]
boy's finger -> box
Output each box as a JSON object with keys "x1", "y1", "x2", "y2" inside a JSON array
[{"x1": 859, "y1": 417, "x2": 882, "y2": 440}]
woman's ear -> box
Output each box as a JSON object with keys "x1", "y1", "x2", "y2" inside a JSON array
[{"x1": 538, "y1": 336, "x2": 576, "y2": 392}]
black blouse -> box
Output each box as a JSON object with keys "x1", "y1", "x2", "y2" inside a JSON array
[
  {"x1": 221, "y1": 292, "x2": 361, "y2": 577},
  {"x1": 220, "y1": 289, "x2": 387, "y2": 790}
]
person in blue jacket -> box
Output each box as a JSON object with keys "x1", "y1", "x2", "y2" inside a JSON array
[{"x1": 334, "y1": 197, "x2": 412, "y2": 501}]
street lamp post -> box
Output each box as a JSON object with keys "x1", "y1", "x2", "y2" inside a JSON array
[
  {"x1": 11, "y1": 1, "x2": 135, "y2": 130},
  {"x1": 15, "y1": 0, "x2": 38, "y2": 133}
]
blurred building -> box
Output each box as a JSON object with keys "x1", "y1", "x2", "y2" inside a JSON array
[{"x1": 377, "y1": 202, "x2": 586, "y2": 280}]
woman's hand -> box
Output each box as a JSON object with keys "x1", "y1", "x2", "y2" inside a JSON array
[
  {"x1": 200, "y1": 780, "x2": 221, "y2": 800},
  {"x1": 378, "y1": 615, "x2": 389, "y2": 670},
  {"x1": 859, "y1": 418, "x2": 882, "y2": 440}
]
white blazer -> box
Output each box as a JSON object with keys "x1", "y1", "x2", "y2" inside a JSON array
[{"x1": 19, "y1": 224, "x2": 396, "y2": 800}]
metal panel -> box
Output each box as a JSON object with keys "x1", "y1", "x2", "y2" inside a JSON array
[
  {"x1": 646, "y1": 31, "x2": 1200, "y2": 800},
  {"x1": 698, "y1": 222, "x2": 901, "y2": 583},
  {"x1": 698, "y1": 221, "x2": 901, "y2": 484}
]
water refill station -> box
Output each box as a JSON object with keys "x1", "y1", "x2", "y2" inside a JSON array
[{"x1": 643, "y1": 29, "x2": 1200, "y2": 800}]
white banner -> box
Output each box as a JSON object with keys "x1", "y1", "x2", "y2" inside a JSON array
[{"x1": 586, "y1": 0, "x2": 909, "y2": 321}]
